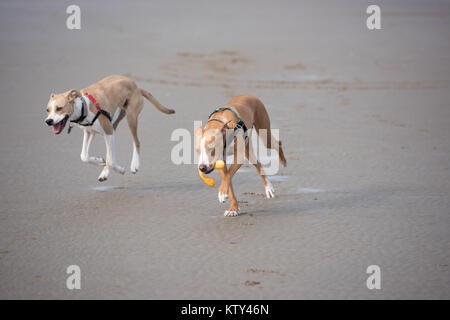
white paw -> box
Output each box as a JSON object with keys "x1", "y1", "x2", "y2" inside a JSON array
[
  {"x1": 93, "y1": 157, "x2": 106, "y2": 165},
  {"x1": 130, "y1": 148, "x2": 140, "y2": 174},
  {"x1": 224, "y1": 209, "x2": 239, "y2": 217},
  {"x1": 265, "y1": 180, "x2": 275, "y2": 199},
  {"x1": 130, "y1": 167, "x2": 138, "y2": 174},
  {"x1": 98, "y1": 167, "x2": 109, "y2": 182},
  {"x1": 218, "y1": 192, "x2": 228, "y2": 203},
  {"x1": 113, "y1": 165, "x2": 125, "y2": 175},
  {"x1": 130, "y1": 162, "x2": 139, "y2": 174}
]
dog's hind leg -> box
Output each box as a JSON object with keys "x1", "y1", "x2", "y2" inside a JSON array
[
  {"x1": 113, "y1": 109, "x2": 127, "y2": 130},
  {"x1": 127, "y1": 96, "x2": 144, "y2": 174},
  {"x1": 253, "y1": 104, "x2": 287, "y2": 167},
  {"x1": 245, "y1": 141, "x2": 275, "y2": 199},
  {"x1": 80, "y1": 130, "x2": 105, "y2": 166}
]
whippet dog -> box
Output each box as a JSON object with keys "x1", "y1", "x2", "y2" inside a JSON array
[
  {"x1": 195, "y1": 95, "x2": 287, "y2": 216},
  {"x1": 44, "y1": 75, "x2": 175, "y2": 182}
]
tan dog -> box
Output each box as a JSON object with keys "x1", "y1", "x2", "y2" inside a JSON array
[
  {"x1": 44, "y1": 75, "x2": 175, "y2": 181},
  {"x1": 195, "y1": 95, "x2": 286, "y2": 216}
]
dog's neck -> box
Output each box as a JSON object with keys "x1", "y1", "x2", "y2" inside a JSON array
[{"x1": 70, "y1": 96, "x2": 91, "y2": 122}]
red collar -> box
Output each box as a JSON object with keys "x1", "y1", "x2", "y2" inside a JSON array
[{"x1": 84, "y1": 92, "x2": 101, "y2": 111}]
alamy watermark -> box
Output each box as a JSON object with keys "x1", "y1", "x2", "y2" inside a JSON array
[
  {"x1": 171, "y1": 122, "x2": 282, "y2": 175},
  {"x1": 366, "y1": 265, "x2": 381, "y2": 290},
  {"x1": 66, "y1": 5, "x2": 81, "y2": 30},
  {"x1": 66, "y1": 265, "x2": 81, "y2": 290},
  {"x1": 366, "y1": 5, "x2": 381, "y2": 30}
]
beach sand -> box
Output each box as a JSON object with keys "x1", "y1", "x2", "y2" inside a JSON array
[{"x1": 0, "y1": 0, "x2": 449, "y2": 299}]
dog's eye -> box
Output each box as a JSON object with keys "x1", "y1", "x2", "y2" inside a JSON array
[
  {"x1": 56, "y1": 106, "x2": 63, "y2": 111},
  {"x1": 46, "y1": 108, "x2": 49, "y2": 112}
]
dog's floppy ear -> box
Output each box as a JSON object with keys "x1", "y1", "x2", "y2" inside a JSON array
[{"x1": 67, "y1": 89, "x2": 81, "y2": 102}]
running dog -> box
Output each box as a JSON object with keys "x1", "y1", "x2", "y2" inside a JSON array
[
  {"x1": 195, "y1": 95, "x2": 287, "y2": 216},
  {"x1": 44, "y1": 75, "x2": 175, "y2": 181}
]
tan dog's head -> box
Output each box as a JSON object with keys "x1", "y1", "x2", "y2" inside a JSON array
[
  {"x1": 44, "y1": 89, "x2": 81, "y2": 134},
  {"x1": 195, "y1": 125, "x2": 226, "y2": 174}
]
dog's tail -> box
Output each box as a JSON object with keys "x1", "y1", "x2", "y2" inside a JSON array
[{"x1": 140, "y1": 89, "x2": 175, "y2": 114}]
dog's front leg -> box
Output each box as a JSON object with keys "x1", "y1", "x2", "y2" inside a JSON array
[
  {"x1": 80, "y1": 130, "x2": 105, "y2": 166},
  {"x1": 98, "y1": 133, "x2": 125, "y2": 182},
  {"x1": 218, "y1": 166, "x2": 229, "y2": 203},
  {"x1": 223, "y1": 163, "x2": 242, "y2": 217}
]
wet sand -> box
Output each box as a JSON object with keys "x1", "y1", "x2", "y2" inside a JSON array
[{"x1": 1, "y1": 0, "x2": 449, "y2": 299}]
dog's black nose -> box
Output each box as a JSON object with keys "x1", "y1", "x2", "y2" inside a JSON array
[
  {"x1": 45, "y1": 119, "x2": 53, "y2": 126},
  {"x1": 199, "y1": 164, "x2": 207, "y2": 172}
]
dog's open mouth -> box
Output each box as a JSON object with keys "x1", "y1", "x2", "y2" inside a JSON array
[{"x1": 53, "y1": 115, "x2": 69, "y2": 134}]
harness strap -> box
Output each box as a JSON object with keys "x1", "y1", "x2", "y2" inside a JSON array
[
  {"x1": 208, "y1": 107, "x2": 248, "y2": 133},
  {"x1": 87, "y1": 109, "x2": 112, "y2": 125},
  {"x1": 207, "y1": 106, "x2": 249, "y2": 160},
  {"x1": 68, "y1": 92, "x2": 112, "y2": 134},
  {"x1": 208, "y1": 107, "x2": 242, "y2": 123},
  {"x1": 70, "y1": 96, "x2": 87, "y2": 124},
  {"x1": 83, "y1": 92, "x2": 112, "y2": 122}
]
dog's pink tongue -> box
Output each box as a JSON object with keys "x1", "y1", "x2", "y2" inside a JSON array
[{"x1": 53, "y1": 121, "x2": 63, "y2": 134}]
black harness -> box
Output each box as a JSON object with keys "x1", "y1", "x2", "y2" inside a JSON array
[
  {"x1": 68, "y1": 96, "x2": 112, "y2": 134},
  {"x1": 207, "y1": 107, "x2": 249, "y2": 158}
]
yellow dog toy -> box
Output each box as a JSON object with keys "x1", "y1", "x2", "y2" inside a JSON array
[{"x1": 198, "y1": 160, "x2": 225, "y2": 187}]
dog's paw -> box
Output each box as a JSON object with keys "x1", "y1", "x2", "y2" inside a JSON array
[
  {"x1": 113, "y1": 165, "x2": 125, "y2": 175},
  {"x1": 224, "y1": 209, "x2": 239, "y2": 217},
  {"x1": 218, "y1": 184, "x2": 228, "y2": 203},
  {"x1": 218, "y1": 192, "x2": 228, "y2": 203},
  {"x1": 130, "y1": 158, "x2": 140, "y2": 174},
  {"x1": 95, "y1": 157, "x2": 106, "y2": 166},
  {"x1": 130, "y1": 162, "x2": 139, "y2": 174},
  {"x1": 265, "y1": 180, "x2": 275, "y2": 199},
  {"x1": 98, "y1": 167, "x2": 109, "y2": 182}
]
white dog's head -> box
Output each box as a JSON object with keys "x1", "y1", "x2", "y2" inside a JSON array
[{"x1": 44, "y1": 89, "x2": 80, "y2": 134}]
